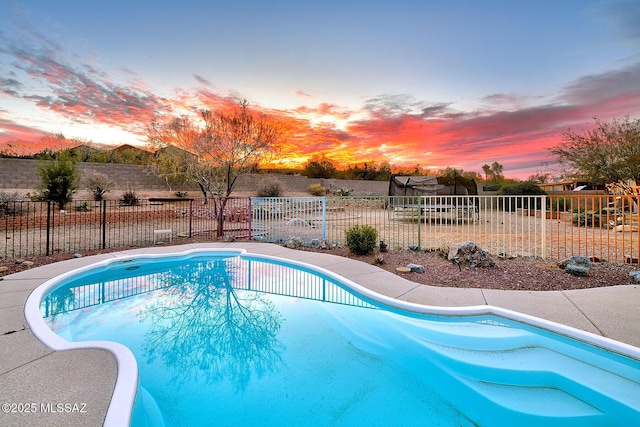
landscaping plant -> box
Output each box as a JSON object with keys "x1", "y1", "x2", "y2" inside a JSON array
[{"x1": 344, "y1": 224, "x2": 378, "y2": 255}]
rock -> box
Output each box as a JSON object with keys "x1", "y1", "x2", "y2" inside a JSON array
[
  {"x1": 372, "y1": 254, "x2": 385, "y2": 265},
  {"x1": 630, "y1": 271, "x2": 640, "y2": 284},
  {"x1": 319, "y1": 240, "x2": 330, "y2": 250},
  {"x1": 284, "y1": 237, "x2": 303, "y2": 249},
  {"x1": 73, "y1": 253, "x2": 83, "y2": 258},
  {"x1": 558, "y1": 256, "x2": 592, "y2": 277},
  {"x1": 407, "y1": 263, "x2": 425, "y2": 273},
  {"x1": 498, "y1": 252, "x2": 516, "y2": 259},
  {"x1": 565, "y1": 264, "x2": 590, "y2": 276},
  {"x1": 396, "y1": 266, "x2": 411, "y2": 274},
  {"x1": 309, "y1": 238, "x2": 321, "y2": 248},
  {"x1": 21, "y1": 261, "x2": 34, "y2": 267},
  {"x1": 0, "y1": 266, "x2": 9, "y2": 273},
  {"x1": 409, "y1": 245, "x2": 420, "y2": 251},
  {"x1": 558, "y1": 255, "x2": 591, "y2": 269},
  {"x1": 447, "y1": 242, "x2": 495, "y2": 268}
]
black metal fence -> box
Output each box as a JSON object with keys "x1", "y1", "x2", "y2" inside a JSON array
[
  {"x1": 1, "y1": 197, "x2": 251, "y2": 260},
  {"x1": 3, "y1": 194, "x2": 640, "y2": 264}
]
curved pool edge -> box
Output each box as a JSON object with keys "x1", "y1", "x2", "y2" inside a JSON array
[
  {"x1": 24, "y1": 247, "x2": 248, "y2": 427},
  {"x1": 18, "y1": 243, "x2": 640, "y2": 426}
]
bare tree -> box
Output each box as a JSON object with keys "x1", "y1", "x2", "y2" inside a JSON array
[
  {"x1": 148, "y1": 100, "x2": 282, "y2": 236},
  {"x1": 550, "y1": 116, "x2": 640, "y2": 192}
]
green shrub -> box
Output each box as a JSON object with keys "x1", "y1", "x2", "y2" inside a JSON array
[
  {"x1": 335, "y1": 187, "x2": 353, "y2": 196},
  {"x1": 308, "y1": 183, "x2": 327, "y2": 196},
  {"x1": 551, "y1": 197, "x2": 571, "y2": 212},
  {"x1": 573, "y1": 210, "x2": 602, "y2": 227},
  {"x1": 120, "y1": 189, "x2": 140, "y2": 206},
  {"x1": 497, "y1": 181, "x2": 547, "y2": 195},
  {"x1": 497, "y1": 181, "x2": 547, "y2": 211},
  {"x1": 344, "y1": 224, "x2": 378, "y2": 255},
  {"x1": 75, "y1": 201, "x2": 91, "y2": 212},
  {"x1": 36, "y1": 154, "x2": 79, "y2": 210}
]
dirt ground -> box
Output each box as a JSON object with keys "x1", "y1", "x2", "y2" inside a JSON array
[
  {"x1": 296, "y1": 246, "x2": 639, "y2": 291},
  {"x1": 2, "y1": 240, "x2": 639, "y2": 291}
]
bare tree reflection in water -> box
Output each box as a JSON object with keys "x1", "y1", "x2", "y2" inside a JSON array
[
  {"x1": 139, "y1": 258, "x2": 284, "y2": 390},
  {"x1": 41, "y1": 286, "x2": 75, "y2": 324}
]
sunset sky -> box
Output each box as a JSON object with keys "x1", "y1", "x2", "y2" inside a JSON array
[{"x1": 1, "y1": 1, "x2": 639, "y2": 179}]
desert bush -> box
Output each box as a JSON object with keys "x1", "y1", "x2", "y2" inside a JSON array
[
  {"x1": 36, "y1": 154, "x2": 79, "y2": 209},
  {"x1": 573, "y1": 210, "x2": 602, "y2": 227},
  {"x1": 86, "y1": 172, "x2": 113, "y2": 201},
  {"x1": 308, "y1": 183, "x2": 327, "y2": 196},
  {"x1": 120, "y1": 189, "x2": 140, "y2": 206},
  {"x1": 257, "y1": 178, "x2": 283, "y2": 197},
  {"x1": 75, "y1": 201, "x2": 92, "y2": 212},
  {"x1": 344, "y1": 224, "x2": 378, "y2": 255},
  {"x1": 497, "y1": 181, "x2": 546, "y2": 211},
  {"x1": 335, "y1": 187, "x2": 353, "y2": 196},
  {"x1": 0, "y1": 191, "x2": 22, "y2": 216}
]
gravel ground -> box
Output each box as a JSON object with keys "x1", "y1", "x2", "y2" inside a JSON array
[
  {"x1": 297, "y1": 246, "x2": 640, "y2": 291},
  {"x1": 2, "y1": 242, "x2": 639, "y2": 291}
]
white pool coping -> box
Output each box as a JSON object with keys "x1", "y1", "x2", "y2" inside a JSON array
[{"x1": 23, "y1": 245, "x2": 640, "y2": 426}]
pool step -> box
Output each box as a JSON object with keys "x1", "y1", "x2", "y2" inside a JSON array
[{"x1": 421, "y1": 340, "x2": 640, "y2": 423}]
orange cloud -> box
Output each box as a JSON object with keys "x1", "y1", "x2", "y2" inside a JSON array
[{"x1": 3, "y1": 24, "x2": 640, "y2": 180}]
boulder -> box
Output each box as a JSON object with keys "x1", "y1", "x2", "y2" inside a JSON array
[
  {"x1": 407, "y1": 263, "x2": 425, "y2": 273},
  {"x1": 629, "y1": 271, "x2": 640, "y2": 284},
  {"x1": 558, "y1": 256, "x2": 592, "y2": 277},
  {"x1": 447, "y1": 242, "x2": 495, "y2": 268},
  {"x1": 284, "y1": 237, "x2": 303, "y2": 249}
]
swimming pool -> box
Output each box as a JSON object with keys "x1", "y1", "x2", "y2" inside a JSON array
[{"x1": 26, "y1": 248, "x2": 640, "y2": 426}]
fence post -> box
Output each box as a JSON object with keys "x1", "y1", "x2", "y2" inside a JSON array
[
  {"x1": 321, "y1": 197, "x2": 326, "y2": 241},
  {"x1": 541, "y1": 195, "x2": 547, "y2": 259},
  {"x1": 101, "y1": 200, "x2": 107, "y2": 249},
  {"x1": 189, "y1": 199, "x2": 193, "y2": 238},
  {"x1": 248, "y1": 198, "x2": 253, "y2": 240},
  {"x1": 45, "y1": 201, "x2": 51, "y2": 256},
  {"x1": 417, "y1": 196, "x2": 422, "y2": 250}
]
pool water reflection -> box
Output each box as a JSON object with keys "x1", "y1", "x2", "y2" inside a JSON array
[{"x1": 40, "y1": 252, "x2": 640, "y2": 426}]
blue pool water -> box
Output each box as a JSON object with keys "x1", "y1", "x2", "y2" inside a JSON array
[{"x1": 38, "y1": 251, "x2": 640, "y2": 426}]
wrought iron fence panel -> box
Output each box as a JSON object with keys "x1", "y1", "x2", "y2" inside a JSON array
[
  {"x1": 547, "y1": 194, "x2": 640, "y2": 264},
  {"x1": 2, "y1": 194, "x2": 640, "y2": 265},
  {"x1": 251, "y1": 196, "x2": 326, "y2": 244}
]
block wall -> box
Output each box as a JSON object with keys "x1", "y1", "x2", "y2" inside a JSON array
[{"x1": 0, "y1": 158, "x2": 389, "y2": 196}]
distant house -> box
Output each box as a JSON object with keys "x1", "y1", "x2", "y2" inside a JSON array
[
  {"x1": 110, "y1": 144, "x2": 154, "y2": 164},
  {"x1": 538, "y1": 179, "x2": 605, "y2": 193},
  {"x1": 154, "y1": 145, "x2": 198, "y2": 161}
]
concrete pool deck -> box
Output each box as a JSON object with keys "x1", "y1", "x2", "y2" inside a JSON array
[{"x1": 1, "y1": 242, "x2": 639, "y2": 426}]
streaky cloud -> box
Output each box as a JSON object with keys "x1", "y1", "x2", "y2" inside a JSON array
[{"x1": 194, "y1": 74, "x2": 211, "y2": 86}]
